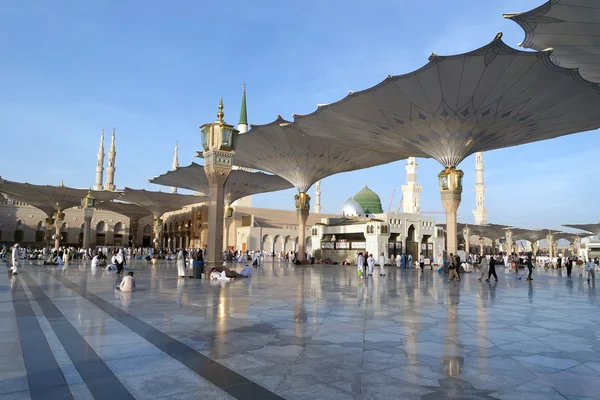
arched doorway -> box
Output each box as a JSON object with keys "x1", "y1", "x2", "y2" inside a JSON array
[
  {"x1": 96, "y1": 221, "x2": 106, "y2": 246},
  {"x1": 35, "y1": 221, "x2": 45, "y2": 243},
  {"x1": 262, "y1": 235, "x2": 272, "y2": 253},
  {"x1": 113, "y1": 222, "x2": 124, "y2": 247},
  {"x1": 142, "y1": 225, "x2": 152, "y2": 247},
  {"x1": 406, "y1": 224, "x2": 418, "y2": 261}
]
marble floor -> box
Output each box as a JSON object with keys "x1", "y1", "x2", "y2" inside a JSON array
[{"x1": 2, "y1": 259, "x2": 599, "y2": 400}]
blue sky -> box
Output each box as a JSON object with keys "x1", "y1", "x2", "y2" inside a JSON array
[{"x1": 1, "y1": 0, "x2": 599, "y2": 231}]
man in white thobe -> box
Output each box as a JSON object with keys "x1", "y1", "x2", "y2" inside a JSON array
[
  {"x1": 10, "y1": 244, "x2": 20, "y2": 275},
  {"x1": 378, "y1": 252, "x2": 386, "y2": 276},
  {"x1": 367, "y1": 254, "x2": 375, "y2": 276},
  {"x1": 356, "y1": 252, "x2": 365, "y2": 278},
  {"x1": 177, "y1": 249, "x2": 186, "y2": 278},
  {"x1": 119, "y1": 272, "x2": 136, "y2": 292}
]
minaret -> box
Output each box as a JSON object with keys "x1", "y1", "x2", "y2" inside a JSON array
[
  {"x1": 401, "y1": 157, "x2": 422, "y2": 213},
  {"x1": 93, "y1": 129, "x2": 105, "y2": 191},
  {"x1": 104, "y1": 128, "x2": 116, "y2": 191},
  {"x1": 171, "y1": 141, "x2": 179, "y2": 194},
  {"x1": 472, "y1": 152, "x2": 488, "y2": 224},
  {"x1": 238, "y1": 83, "x2": 248, "y2": 134},
  {"x1": 315, "y1": 181, "x2": 322, "y2": 213},
  {"x1": 233, "y1": 83, "x2": 252, "y2": 207}
]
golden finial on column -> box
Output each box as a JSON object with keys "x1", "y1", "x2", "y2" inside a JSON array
[
  {"x1": 217, "y1": 98, "x2": 224, "y2": 121},
  {"x1": 60, "y1": 178, "x2": 65, "y2": 187}
]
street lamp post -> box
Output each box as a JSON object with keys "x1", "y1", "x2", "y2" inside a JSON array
[
  {"x1": 82, "y1": 190, "x2": 95, "y2": 252},
  {"x1": 200, "y1": 99, "x2": 238, "y2": 269},
  {"x1": 438, "y1": 167, "x2": 463, "y2": 255}
]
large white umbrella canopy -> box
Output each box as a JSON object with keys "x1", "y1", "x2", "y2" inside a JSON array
[
  {"x1": 96, "y1": 201, "x2": 154, "y2": 222},
  {"x1": 0, "y1": 179, "x2": 120, "y2": 213},
  {"x1": 148, "y1": 162, "x2": 294, "y2": 206},
  {"x1": 119, "y1": 188, "x2": 206, "y2": 218},
  {"x1": 293, "y1": 34, "x2": 600, "y2": 167},
  {"x1": 563, "y1": 223, "x2": 600, "y2": 236},
  {"x1": 206, "y1": 116, "x2": 407, "y2": 193},
  {"x1": 505, "y1": 0, "x2": 600, "y2": 84}
]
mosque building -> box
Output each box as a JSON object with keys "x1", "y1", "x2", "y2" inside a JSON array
[{"x1": 0, "y1": 86, "x2": 483, "y2": 262}]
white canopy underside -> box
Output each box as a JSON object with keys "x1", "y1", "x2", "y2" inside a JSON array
[
  {"x1": 204, "y1": 116, "x2": 407, "y2": 193},
  {"x1": 563, "y1": 223, "x2": 600, "y2": 236},
  {"x1": 120, "y1": 188, "x2": 206, "y2": 218},
  {"x1": 506, "y1": 0, "x2": 600, "y2": 83},
  {"x1": 0, "y1": 180, "x2": 119, "y2": 214},
  {"x1": 292, "y1": 37, "x2": 600, "y2": 168},
  {"x1": 96, "y1": 201, "x2": 154, "y2": 222},
  {"x1": 228, "y1": 36, "x2": 600, "y2": 183},
  {"x1": 149, "y1": 163, "x2": 294, "y2": 205}
]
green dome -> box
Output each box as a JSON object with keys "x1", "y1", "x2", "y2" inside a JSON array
[{"x1": 353, "y1": 185, "x2": 383, "y2": 214}]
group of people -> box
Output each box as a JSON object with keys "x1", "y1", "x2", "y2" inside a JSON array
[{"x1": 356, "y1": 252, "x2": 387, "y2": 278}]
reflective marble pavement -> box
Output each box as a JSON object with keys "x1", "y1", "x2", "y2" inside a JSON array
[{"x1": 2, "y1": 260, "x2": 600, "y2": 400}]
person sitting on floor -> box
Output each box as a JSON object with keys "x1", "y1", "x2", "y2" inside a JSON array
[
  {"x1": 240, "y1": 264, "x2": 253, "y2": 277},
  {"x1": 119, "y1": 271, "x2": 136, "y2": 292},
  {"x1": 210, "y1": 268, "x2": 234, "y2": 281}
]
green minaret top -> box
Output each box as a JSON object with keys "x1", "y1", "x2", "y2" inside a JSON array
[{"x1": 239, "y1": 83, "x2": 248, "y2": 126}]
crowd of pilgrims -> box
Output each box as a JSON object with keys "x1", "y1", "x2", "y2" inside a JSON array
[{"x1": 4, "y1": 243, "x2": 599, "y2": 283}]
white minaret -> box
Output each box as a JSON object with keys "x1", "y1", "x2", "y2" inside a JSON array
[
  {"x1": 401, "y1": 157, "x2": 422, "y2": 213},
  {"x1": 472, "y1": 152, "x2": 488, "y2": 224},
  {"x1": 104, "y1": 128, "x2": 116, "y2": 191},
  {"x1": 171, "y1": 141, "x2": 179, "y2": 194},
  {"x1": 94, "y1": 129, "x2": 105, "y2": 191},
  {"x1": 315, "y1": 181, "x2": 322, "y2": 213}
]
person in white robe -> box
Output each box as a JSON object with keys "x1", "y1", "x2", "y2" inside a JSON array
[
  {"x1": 116, "y1": 249, "x2": 125, "y2": 274},
  {"x1": 119, "y1": 272, "x2": 136, "y2": 292},
  {"x1": 478, "y1": 256, "x2": 489, "y2": 282},
  {"x1": 356, "y1": 252, "x2": 365, "y2": 279},
  {"x1": 91, "y1": 255, "x2": 100, "y2": 268},
  {"x1": 367, "y1": 254, "x2": 375, "y2": 276},
  {"x1": 10, "y1": 244, "x2": 19, "y2": 274},
  {"x1": 177, "y1": 249, "x2": 186, "y2": 278},
  {"x1": 210, "y1": 269, "x2": 233, "y2": 281},
  {"x1": 395, "y1": 254, "x2": 401, "y2": 268},
  {"x1": 378, "y1": 252, "x2": 386, "y2": 276}
]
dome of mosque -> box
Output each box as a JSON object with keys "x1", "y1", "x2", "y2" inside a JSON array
[
  {"x1": 340, "y1": 198, "x2": 364, "y2": 217},
  {"x1": 353, "y1": 185, "x2": 383, "y2": 214}
]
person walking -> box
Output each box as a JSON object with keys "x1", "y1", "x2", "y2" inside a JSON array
[
  {"x1": 419, "y1": 253, "x2": 425, "y2": 271},
  {"x1": 356, "y1": 252, "x2": 365, "y2": 279},
  {"x1": 400, "y1": 253, "x2": 406, "y2": 268},
  {"x1": 454, "y1": 253, "x2": 461, "y2": 281},
  {"x1": 407, "y1": 254, "x2": 413, "y2": 268},
  {"x1": 448, "y1": 253, "x2": 459, "y2": 282},
  {"x1": 566, "y1": 257, "x2": 574, "y2": 277},
  {"x1": 367, "y1": 254, "x2": 375, "y2": 276},
  {"x1": 378, "y1": 252, "x2": 386, "y2": 276},
  {"x1": 488, "y1": 255, "x2": 498, "y2": 281},
  {"x1": 586, "y1": 258, "x2": 596, "y2": 283},
  {"x1": 177, "y1": 248, "x2": 186, "y2": 278},
  {"x1": 478, "y1": 256, "x2": 489, "y2": 282},
  {"x1": 10, "y1": 244, "x2": 20, "y2": 275},
  {"x1": 526, "y1": 252, "x2": 534, "y2": 280}
]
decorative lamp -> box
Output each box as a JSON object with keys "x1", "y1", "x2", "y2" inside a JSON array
[{"x1": 200, "y1": 98, "x2": 239, "y2": 153}]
